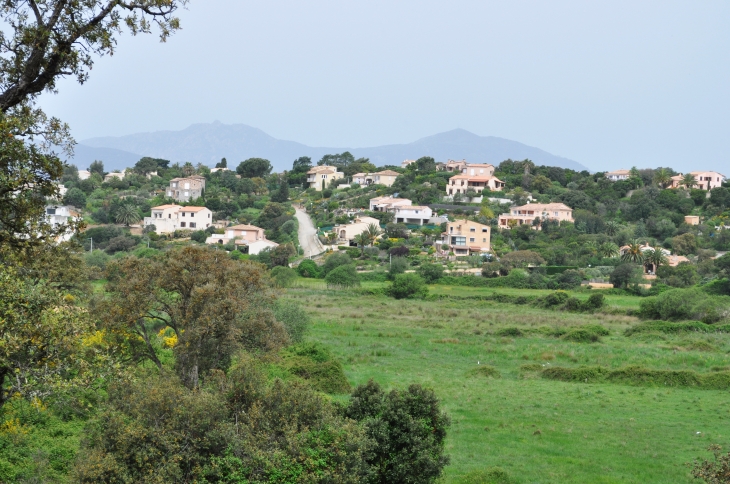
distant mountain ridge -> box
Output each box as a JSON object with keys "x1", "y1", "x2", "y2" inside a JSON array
[{"x1": 75, "y1": 122, "x2": 589, "y2": 172}]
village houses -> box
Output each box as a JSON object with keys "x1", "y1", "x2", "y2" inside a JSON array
[
  {"x1": 352, "y1": 170, "x2": 400, "y2": 187},
  {"x1": 167, "y1": 175, "x2": 206, "y2": 202},
  {"x1": 45, "y1": 205, "x2": 81, "y2": 242},
  {"x1": 331, "y1": 216, "x2": 381, "y2": 243},
  {"x1": 369, "y1": 196, "x2": 413, "y2": 212},
  {"x1": 143, "y1": 204, "x2": 212, "y2": 234},
  {"x1": 306, "y1": 165, "x2": 345, "y2": 191},
  {"x1": 498, "y1": 202, "x2": 574, "y2": 229},
  {"x1": 669, "y1": 171, "x2": 726, "y2": 190},
  {"x1": 437, "y1": 219, "x2": 491, "y2": 256},
  {"x1": 205, "y1": 224, "x2": 278, "y2": 255}
]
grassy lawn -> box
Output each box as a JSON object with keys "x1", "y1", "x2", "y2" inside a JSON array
[{"x1": 283, "y1": 286, "x2": 730, "y2": 483}]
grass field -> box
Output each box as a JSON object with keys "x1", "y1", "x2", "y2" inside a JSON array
[{"x1": 283, "y1": 284, "x2": 730, "y2": 483}]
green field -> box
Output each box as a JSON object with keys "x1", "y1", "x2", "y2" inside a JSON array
[{"x1": 283, "y1": 284, "x2": 730, "y2": 483}]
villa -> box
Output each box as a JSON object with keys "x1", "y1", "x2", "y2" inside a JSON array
[
  {"x1": 669, "y1": 171, "x2": 726, "y2": 190},
  {"x1": 143, "y1": 204, "x2": 212, "y2": 234},
  {"x1": 306, "y1": 165, "x2": 344, "y2": 191},
  {"x1": 498, "y1": 202, "x2": 574, "y2": 229}
]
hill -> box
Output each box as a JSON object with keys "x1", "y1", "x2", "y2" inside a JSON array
[{"x1": 76, "y1": 122, "x2": 589, "y2": 172}]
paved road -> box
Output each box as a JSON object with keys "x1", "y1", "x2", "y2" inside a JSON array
[{"x1": 294, "y1": 207, "x2": 323, "y2": 258}]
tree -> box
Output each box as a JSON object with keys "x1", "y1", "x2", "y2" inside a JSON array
[
  {"x1": 366, "y1": 223, "x2": 382, "y2": 246},
  {"x1": 681, "y1": 173, "x2": 696, "y2": 189},
  {"x1": 318, "y1": 151, "x2": 355, "y2": 168},
  {"x1": 182, "y1": 161, "x2": 196, "y2": 176},
  {"x1": 653, "y1": 168, "x2": 672, "y2": 188},
  {"x1": 673, "y1": 232, "x2": 698, "y2": 255},
  {"x1": 97, "y1": 246, "x2": 286, "y2": 388},
  {"x1": 414, "y1": 156, "x2": 436, "y2": 172},
  {"x1": 115, "y1": 204, "x2": 141, "y2": 226},
  {"x1": 643, "y1": 247, "x2": 668, "y2": 272},
  {"x1": 325, "y1": 264, "x2": 360, "y2": 289},
  {"x1": 270, "y1": 177, "x2": 290, "y2": 202},
  {"x1": 500, "y1": 250, "x2": 546, "y2": 268},
  {"x1": 215, "y1": 157, "x2": 227, "y2": 169},
  {"x1": 345, "y1": 380, "x2": 451, "y2": 484},
  {"x1": 292, "y1": 156, "x2": 312, "y2": 173},
  {"x1": 270, "y1": 243, "x2": 296, "y2": 267},
  {"x1": 297, "y1": 259, "x2": 320, "y2": 278},
  {"x1": 63, "y1": 187, "x2": 87, "y2": 208},
  {"x1": 387, "y1": 273, "x2": 428, "y2": 299},
  {"x1": 89, "y1": 160, "x2": 105, "y2": 177},
  {"x1": 355, "y1": 232, "x2": 369, "y2": 257},
  {"x1": 321, "y1": 251, "x2": 353, "y2": 276},
  {"x1": 621, "y1": 240, "x2": 645, "y2": 263},
  {"x1": 134, "y1": 157, "x2": 159, "y2": 175},
  {"x1": 530, "y1": 174, "x2": 553, "y2": 193},
  {"x1": 609, "y1": 263, "x2": 641, "y2": 288},
  {"x1": 598, "y1": 242, "x2": 619, "y2": 259},
  {"x1": 237, "y1": 158, "x2": 273, "y2": 178}
]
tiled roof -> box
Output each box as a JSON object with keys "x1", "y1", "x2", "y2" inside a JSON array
[
  {"x1": 376, "y1": 170, "x2": 400, "y2": 176},
  {"x1": 228, "y1": 224, "x2": 263, "y2": 231},
  {"x1": 152, "y1": 204, "x2": 181, "y2": 210},
  {"x1": 180, "y1": 206, "x2": 209, "y2": 212}
]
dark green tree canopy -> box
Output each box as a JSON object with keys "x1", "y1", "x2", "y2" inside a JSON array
[{"x1": 236, "y1": 157, "x2": 273, "y2": 178}]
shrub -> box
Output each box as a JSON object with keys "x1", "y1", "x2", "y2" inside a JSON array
[
  {"x1": 496, "y1": 327, "x2": 523, "y2": 337},
  {"x1": 555, "y1": 269, "x2": 582, "y2": 289},
  {"x1": 387, "y1": 255, "x2": 409, "y2": 280},
  {"x1": 105, "y1": 235, "x2": 138, "y2": 254},
  {"x1": 270, "y1": 266, "x2": 297, "y2": 288},
  {"x1": 537, "y1": 291, "x2": 570, "y2": 308},
  {"x1": 541, "y1": 365, "x2": 730, "y2": 390},
  {"x1": 296, "y1": 259, "x2": 320, "y2": 278},
  {"x1": 190, "y1": 230, "x2": 207, "y2": 243},
  {"x1": 84, "y1": 250, "x2": 111, "y2": 270},
  {"x1": 387, "y1": 273, "x2": 428, "y2": 299},
  {"x1": 583, "y1": 293, "x2": 606, "y2": 311},
  {"x1": 562, "y1": 328, "x2": 601, "y2": 343},
  {"x1": 325, "y1": 264, "x2": 360, "y2": 289},
  {"x1": 321, "y1": 251, "x2": 352, "y2": 276},
  {"x1": 273, "y1": 301, "x2": 310, "y2": 343},
  {"x1": 280, "y1": 343, "x2": 351, "y2": 393},
  {"x1": 417, "y1": 262, "x2": 445, "y2": 283},
  {"x1": 389, "y1": 246, "x2": 410, "y2": 257},
  {"x1": 469, "y1": 365, "x2": 501, "y2": 379},
  {"x1": 624, "y1": 320, "x2": 729, "y2": 336},
  {"x1": 639, "y1": 288, "x2": 730, "y2": 323}
]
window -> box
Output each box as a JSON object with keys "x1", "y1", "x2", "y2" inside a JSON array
[
  {"x1": 184, "y1": 191, "x2": 189, "y2": 197},
  {"x1": 469, "y1": 237, "x2": 475, "y2": 242},
  {"x1": 182, "y1": 212, "x2": 185, "y2": 217},
  {"x1": 180, "y1": 222, "x2": 186, "y2": 227},
  {"x1": 482, "y1": 238, "x2": 486, "y2": 242},
  {"x1": 184, "y1": 183, "x2": 190, "y2": 189},
  {"x1": 46, "y1": 208, "x2": 56, "y2": 215},
  {"x1": 171, "y1": 182, "x2": 177, "y2": 188},
  {"x1": 482, "y1": 228, "x2": 488, "y2": 232},
  {"x1": 451, "y1": 236, "x2": 466, "y2": 246},
  {"x1": 190, "y1": 222, "x2": 196, "y2": 228},
  {"x1": 470, "y1": 227, "x2": 476, "y2": 232},
  {"x1": 168, "y1": 214, "x2": 171, "y2": 219}
]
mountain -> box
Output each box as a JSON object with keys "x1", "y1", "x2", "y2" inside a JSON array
[{"x1": 76, "y1": 122, "x2": 589, "y2": 172}]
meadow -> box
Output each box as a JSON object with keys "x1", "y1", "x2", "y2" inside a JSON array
[{"x1": 283, "y1": 282, "x2": 730, "y2": 483}]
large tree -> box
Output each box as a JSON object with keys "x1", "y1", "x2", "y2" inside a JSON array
[
  {"x1": 0, "y1": 0, "x2": 186, "y2": 249},
  {"x1": 237, "y1": 157, "x2": 273, "y2": 178}
]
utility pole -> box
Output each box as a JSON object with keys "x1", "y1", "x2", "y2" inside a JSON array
[{"x1": 88, "y1": 237, "x2": 93, "y2": 252}]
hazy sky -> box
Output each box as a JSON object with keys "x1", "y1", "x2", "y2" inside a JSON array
[{"x1": 40, "y1": 0, "x2": 730, "y2": 172}]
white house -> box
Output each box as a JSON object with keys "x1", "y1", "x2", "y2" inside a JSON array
[
  {"x1": 45, "y1": 205, "x2": 80, "y2": 242},
  {"x1": 369, "y1": 196, "x2": 413, "y2": 212},
  {"x1": 605, "y1": 169, "x2": 631, "y2": 181},
  {"x1": 394, "y1": 205, "x2": 433, "y2": 225},
  {"x1": 205, "y1": 223, "x2": 279, "y2": 254},
  {"x1": 143, "y1": 204, "x2": 213, "y2": 234},
  {"x1": 78, "y1": 170, "x2": 91, "y2": 180},
  {"x1": 332, "y1": 216, "x2": 381, "y2": 242}
]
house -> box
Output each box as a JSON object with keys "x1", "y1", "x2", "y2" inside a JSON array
[
  {"x1": 332, "y1": 216, "x2": 381, "y2": 242},
  {"x1": 143, "y1": 204, "x2": 212, "y2": 234},
  {"x1": 605, "y1": 169, "x2": 631, "y2": 181},
  {"x1": 446, "y1": 174, "x2": 505, "y2": 196},
  {"x1": 498, "y1": 202, "x2": 573, "y2": 229},
  {"x1": 78, "y1": 170, "x2": 91, "y2": 180},
  {"x1": 394, "y1": 205, "x2": 433, "y2": 225},
  {"x1": 619, "y1": 243, "x2": 689, "y2": 274},
  {"x1": 352, "y1": 170, "x2": 400, "y2": 187},
  {"x1": 167, "y1": 175, "x2": 206, "y2": 202},
  {"x1": 684, "y1": 215, "x2": 700, "y2": 225},
  {"x1": 369, "y1": 196, "x2": 413, "y2": 212},
  {"x1": 669, "y1": 171, "x2": 726, "y2": 190},
  {"x1": 461, "y1": 163, "x2": 495, "y2": 177},
  {"x1": 205, "y1": 224, "x2": 278, "y2": 254},
  {"x1": 306, "y1": 165, "x2": 344, "y2": 191},
  {"x1": 437, "y1": 219, "x2": 491, "y2": 256},
  {"x1": 104, "y1": 172, "x2": 124, "y2": 183},
  {"x1": 45, "y1": 205, "x2": 80, "y2": 242},
  {"x1": 210, "y1": 167, "x2": 230, "y2": 173},
  {"x1": 438, "y1": 159, "x2": 469, "y2": 172},
  {"x1": 401, "y1": 159, "x2": 416, "y2": 168}
]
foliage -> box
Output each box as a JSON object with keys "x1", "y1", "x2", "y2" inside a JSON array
[
  {"x1": 417, "y1": 262, "x2": 445, "y2": 283},
  {"x1": 690, "y1": 445, "x2": 730, "y2": 484},
  {"x1": 609, "y1": 263, "x2": 642, "y2": 289},
  {"x1": 269, "y1": 266, "x2": 297, "y2": 288},
  {"x1": 63, "y1": 187, "x2": 87, "y2": 208},
  {"x1": 296, "y1": 259, "x2": 320, "y2": 278},
  {"x1": 272, "y1": 300, "x2": 310, "y2": 343},
  {"x1": 345, "y1": 379, "x2": 451, "y2": 484},
  {"x1": 279, "y1": 343, "x2": 351, "y2": 394},
  {"x1": 322, "y1": 251, "x2": 353, "y2": 276},
  {"x1": 325, "y1": 264, "x2": 360, "y2": 289},
  {"x1": 114, "y1": 203, "x2": 141, "y2": 226},
  {"x1": 387, "y1": 255, "x2": 409, "y2": 281},
  {"x1": 638, "y1": 288, "x2": 730, "y2": 324},
  {"x1": 541, "y1": 365, "x2": 730, "y2": 390},
  {"x1": 97, "y1": 246, "x2": 286, "y2": 388},
  {"x1": 500, "y1": 250, "x2": 545, "y2": 268},
  {"x1": 387, "y1": 273, "x2": 429, "y2": 299},
  {"x1": 270, "y1": 242, "x2": 296, "y2": 267},
  {"x1": 236, "y1": 158, "x2": 273, "y2": 178}
]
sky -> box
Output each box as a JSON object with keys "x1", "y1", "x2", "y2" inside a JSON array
[{"x1": 39, "y1": 0, "x2": 730, "y2": 173}]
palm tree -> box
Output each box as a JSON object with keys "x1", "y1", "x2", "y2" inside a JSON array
[
  {"x1": 115, "y1": 204, "x2": 141, "y2": 227},
  {"x1": 584, "y1": 240, "x2": 598, "y2": 257},
  {"x1": 653, "y1": 168, "x2": 671, "y2": 188},
  {"x1": 604, "y1": 221, "x2": 621, "y2": 236},
  {"x1": 621, "y1": 239, "x2": 645, "y2": 263},
  {"x1": 598, "y1": 242, "x2": 619, "y2": 259},
  {"x1": 354, "y1": 232, "x2": 369, "y2": 258},
  {"x1": 366, "y1": 223, "x2": 381, "y2": 246},
  {"x1": 643, "y1": 247, "x2": 668, "y2": 273},
  {"x1": 521, "y1": 159, "x2": 535, "y2": 175},
  {"x1": 182, "y1": 162, "x2": 196, "y2": 177},
  {"x1": 681, "y1": 173, "x2": 696, "y2": 190}
]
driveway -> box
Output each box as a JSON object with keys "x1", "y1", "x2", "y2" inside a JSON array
[{"x1": 294, "y1": 207, "x2": 323, "y2": 258}]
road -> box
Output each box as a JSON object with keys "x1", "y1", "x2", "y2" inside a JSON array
[{"x1": 294, "y1": 207, "x2": 323, "y2": 258}]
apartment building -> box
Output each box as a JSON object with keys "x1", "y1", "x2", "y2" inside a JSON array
[
  {"x1": 438, "y1": 219, "x2": 491, "y2": 256},
  {"x1": 167, "y1": 175, "x2": 206, "y2": 202},
  {"x1": 498, "y1": 202, "x2": 573, "y2": 229},
  {"x1": 143, "y1": 204, "x2": 212, "y2": 234},
  {"x1": 306, "y1": 165, "x2": 345, "y2": 191}
]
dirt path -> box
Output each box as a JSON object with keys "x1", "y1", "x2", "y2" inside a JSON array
[{"x1": 294, "y1": 207, "x2": 323, "y2": 258}]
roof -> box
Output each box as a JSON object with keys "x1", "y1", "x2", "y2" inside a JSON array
[
  {"x1": 606, "y1": 169, "x2": 630, "y2": 175},
  {"x1": 376, "y1": 170, "x2": 400, "y2": 176},
  {"x1": 395, "y1": 205, "x2": 429, "y2": 210},
  {"x1": 512, "y1": 202, "x2": 573, "y2": 211},
  {"x1": 151, "y1": 204, "x2": 181, "y2": 210},
  {"x1": 228, "y1": 224, "x2": 264, "y2": 231},
  {"x1": 352, "y1": 173, "x2": 367, "y2": 177},
  {"x1": 464, "y1": 163, "x2": 495, "y2": 168},
  {"x1": 180, "y1": 206, "x2": 209, "y2": 212}
]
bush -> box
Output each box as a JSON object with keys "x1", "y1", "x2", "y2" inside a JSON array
[
  {"x1": 561, "y1": 328, "x2": 601, "y2": 343},
  {"x1": 537, "y1": 291, "x2": 570, "y2": 308},
  {"x1": 270, "y1": 266, "x2": 297, "y2": 288},
  {"x1": 105, "y1": 235, "x2": 138, "y2": 254},
  {"x1": 638, "y1": 288, "x2": 730, "y2": 323},
  {"x1": 496, "y1": 327, "x2": 523, "y2": 337},
  {"x1": 387, "y1": 255, "x2": 409, "y2": 280},
  {"x1": 469, "y1": 365, "x2": 501, "y2": 379},
  {"x1": 280, "y1": 343, "x2": 350, "y2": 393},
  {"x1": 296, "y1": 259, "x2": 320, "y2": 278},
  {"x1": 417, "y1": 262, "x2": 445, "y2": 283},
  {"x1": 190, "y1": 230, "x2": 207, "y2": 243},
  {"x1": 389, "y1": 245, "x2": 410, "y2": 257},
  {"x1": 583, "y1": 293, "x2": 606, "y2": 311},
  {"x1": 325, "y1": 264, "x2": 360, "y2": 289},
  {"x1": 321, "y1": 251, "x2": 352, "y2": 276},
  {"x1": 624, "y1": 320, "x2": 730, "y2": 336},
  {"x1": 555, "y1": 269, "x2": 583, "y2": 289},
  {"x1": 84, "y1": 250, "x2": 111, "y2": 270},
  {"x1": 63, "y1": 187, "x2": 87, "y2": 208},
  {"x1": 272, "y1": 301, "x2": 310, "y2": 343},
  {"x1": 387, "y1": 273, "x2": 428, "y2": 299},
  {"x1": 542, "y1": 365, "x2": 730, "y2": 390}
]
